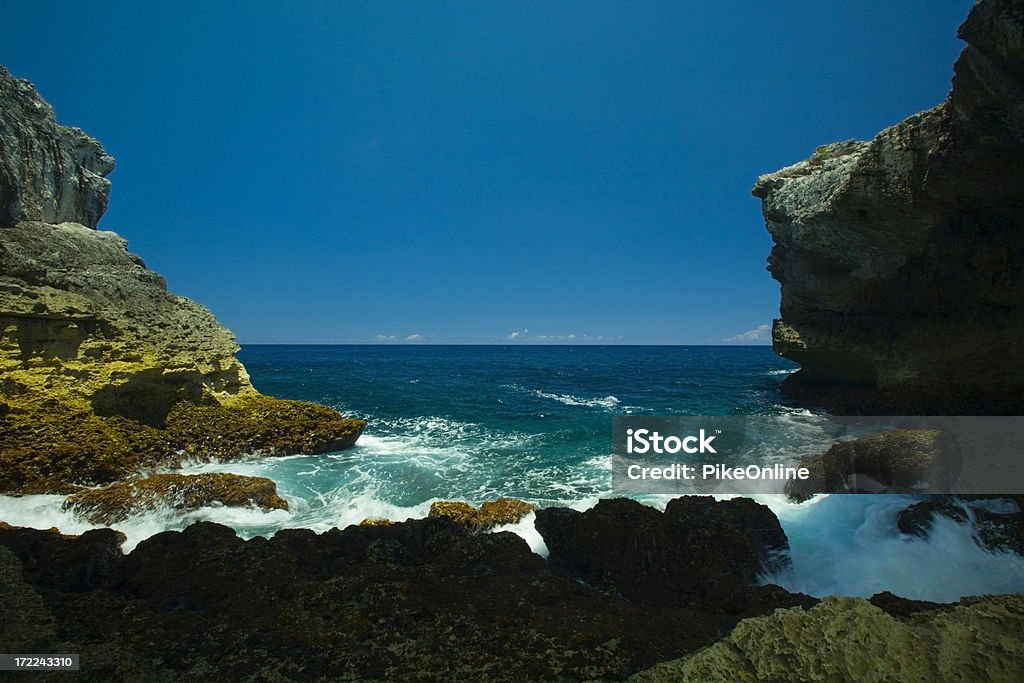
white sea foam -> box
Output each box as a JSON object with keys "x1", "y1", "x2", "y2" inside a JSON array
[
  {"x1": 759, "y1": 494, "x2": 1024, "y2": 601},
  {"x1": 5, "y1": 487, "x2": 1024, "y2": 601},
  {"x1": 531, "y1": 389, "x2": 621, "y2": 409}
]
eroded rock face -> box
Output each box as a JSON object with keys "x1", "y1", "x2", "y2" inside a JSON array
[
  {"x1": 0, "y1": 68, "x2": 365, "y2": 493},
  {"x1": 0, "y1": 220, "x2": 255, "y2": 421},
  {"x1": 630, "y1": 595, "x2": 1024, "y2": 683},
  {"x1": 0, "y1": 66, "x2": 113, "y2": 229},
  {"x1": 785, "y1": 429, "x2": 961, "y2": 501},
  {"x1": 754, "y1": 0, "x2": 1024, "y2": 413}
]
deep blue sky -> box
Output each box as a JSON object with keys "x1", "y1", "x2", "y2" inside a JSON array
[{"x1": 7, "y1": 1, "x2": 973, "y2": 344}]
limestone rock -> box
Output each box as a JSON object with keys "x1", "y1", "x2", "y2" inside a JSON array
[
  {"x1": 62, "y1": 473, "x2": 290, "y2": 525},
  {"x1": 754, "y1": 0, "x2": 1024, "y2": 413},
  {"x1": 428, "y1": 497, "x2": 536, "y2": 531},
  {"x1": 0, "y1": 66, "x2": 114, "y2": 228},
  {"x1": 0, "y1": 67, "x2": 365, "y2": 493},
  {"x1": 0, "y1": 219, "x2": 255, "y2": 420},
  {"x1": 631, "y1": 595, "x2": 1024, "y2": 682}
]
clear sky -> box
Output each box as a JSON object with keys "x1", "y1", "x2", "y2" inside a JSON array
[{"x1": 6, "y1": 1, "x2": 973, "y2": 344}]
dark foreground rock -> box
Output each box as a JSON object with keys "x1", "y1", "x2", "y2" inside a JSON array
[
  {"x1": 754, "y1": 0, "x2": 1024, "y2": 414},
  {"x1": 536, "y1": 497, "x2": 796, "y2": 618},
  {"x1": 0, "y1": 498, "x2": 811, "y2": 682}
]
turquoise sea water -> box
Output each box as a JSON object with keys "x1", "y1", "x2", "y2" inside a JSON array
[
  {"x1": 3, "y1": 344, "x2": 1023, "y2": 600},
  {"x1": 234, "y1": 344, "x2": 802, "y2": 508}
]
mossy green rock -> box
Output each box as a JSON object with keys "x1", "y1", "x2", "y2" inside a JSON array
[
  {"x1": 0, "y1": 69, "x2": 365, "y2": 494},
  {"x1": 0, "y1": 396, "x2": 365, "y2": 494},
  {"x1": 63, "y1": 473, "x2": 289, "y2": 524},
  {"x1": 428, "y1": 497, "x2": 536, "y2": 531},
  {"x1": 631, "y1": 595, "x2": 1024, "y2": 683}
]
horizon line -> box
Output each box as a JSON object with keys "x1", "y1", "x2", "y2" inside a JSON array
[{"x1": 237, "y1": 342, "x2": 776, "y2": 347}]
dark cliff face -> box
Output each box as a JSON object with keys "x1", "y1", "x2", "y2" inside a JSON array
[{"x1": 754, "y1": 0, "x2": 1024, "y2": 414}]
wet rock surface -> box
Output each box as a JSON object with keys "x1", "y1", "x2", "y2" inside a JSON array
[
  {"x1": 62, "y1": 473, "x2": 290, "y2": 525},
  {"x1": 0, "y1": 498, "x2": 812, "y2": 682},
  {"x1": 897, "y1": 495, "x2": 1024, "y2": 556}
]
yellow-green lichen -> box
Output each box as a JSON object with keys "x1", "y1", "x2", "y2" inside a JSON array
[{"x1": 63, "y1": 472, "x2": 289, "y2": 524}]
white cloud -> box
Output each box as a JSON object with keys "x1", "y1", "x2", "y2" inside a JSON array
[
  {"x1": 725, "y1": 323, "x2": 772, "y2": 343},
  {"x1": 375, "y1": 334, "x2": 397, "y2": 342},
  {"x1": 507, "y1": 328, "x2": 528, "y2": 340},
  {"x1": 405, "y1": 333, "x2": 422, "y2": 342}
]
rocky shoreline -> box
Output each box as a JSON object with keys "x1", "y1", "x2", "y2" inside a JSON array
[
  {"x1": 2, "y1": 0, "x2": 1024, "y2": 680},
  {"x1": 0, "y1": 64, "x2": 364, "y2": 510}
]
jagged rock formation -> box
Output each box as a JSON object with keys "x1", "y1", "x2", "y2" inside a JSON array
[
  {"x1": 0, "y1": 220, "x2": 256, "y2": 422},
  {"x1": 898, "y1": 495, "x2": 1024, "y2": 556},
  {"x1": 631, "y1": 595, "x2": 1024, "y2": 682},
  {"x1": 0, "y1": 66, "x2": 364, "y2": 494},
  {"x1": 535, "y1": 497, "x2": 795, "y2": 615},
  {"x1": 0, "y1": 66, "x2": 113, "y2": 229},
  {"x1": 0, "y1": 500, "x2": 811, "y2": 682},
  {"x1": 754, "y1": 0, "x2": 1024, "y2": 413}
]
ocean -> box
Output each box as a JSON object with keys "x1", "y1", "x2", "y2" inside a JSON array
[{"x1": 3, "y1": 344, "x2": 1024, "y2": 601}]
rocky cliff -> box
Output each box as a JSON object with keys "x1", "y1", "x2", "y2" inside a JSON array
[
  {"x1": 0, "y1": 66, "x2": 364, "y2": 494},
  {"x1": 0, "y1": 67, "x2": 113, "y2": 229},
  {"x1": 754, "y1": 0, "x2": 1024, "y2": 414}
]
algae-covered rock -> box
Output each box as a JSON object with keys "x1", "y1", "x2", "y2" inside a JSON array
[
  {"x1": 428, "y1": 497, "x2": 536, "y2": 531},
  {"x1": 785, "y1": 429, "x2": 957, "y2": 502},
  {"x1": 0, "y1": 67, "x2": 365, "y2": 494},
  {"x1": 359, "y1": 517, "x2": 395, "y2": 527},
  {"x1": 630, "y1": 595, "x2": 1024, "y2": 683},
  {"x1": 0, "y1": 396, "x2": 365, "y2": 494},
  {"x1": 63, "y1": 473, "x2": 290, "y2": 524}
]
